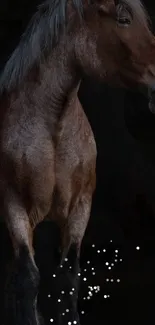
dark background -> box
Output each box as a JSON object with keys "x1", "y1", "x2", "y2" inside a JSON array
[{"x1": 1, "y1": 1, "x2": 155, "y2": 324}]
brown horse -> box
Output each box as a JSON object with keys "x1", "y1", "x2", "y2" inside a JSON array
[{"x1": 1, "y1": 0, "x2": 155, "y2": 324}]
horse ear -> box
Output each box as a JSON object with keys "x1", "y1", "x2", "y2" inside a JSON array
[{"x1": 98, "y1": 0, "x2": 117, "y2": 15}]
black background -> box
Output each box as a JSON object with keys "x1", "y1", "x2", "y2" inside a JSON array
[{"x1": 0, "y1": 1, "x2": 155, "y2": 324}]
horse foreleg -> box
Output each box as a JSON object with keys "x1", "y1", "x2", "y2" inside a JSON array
[
  {"x1": 4, "y1": 191, "x2": 41, "y2": 325},
  {"x1": 57, "y1": 194, "x2": 92, "y2": 325}
]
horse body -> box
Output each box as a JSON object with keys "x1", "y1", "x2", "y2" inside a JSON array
[
  {"x1": 1, "y1": 0, "x2": 155, "y2": 324},
  {"x1": 0, "y1": 44, "x2": 96, "y2": 324},
  {"x1": 0, "y1": 44, "x2": 96, "y2": 231}
]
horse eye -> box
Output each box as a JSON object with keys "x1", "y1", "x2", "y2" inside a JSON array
[
  {"x1": 117, "y1": 16, "x2": 131, "y2": 26},
  {"x1": 116, "y1": 4, "x2": 132, "y2": 27}
]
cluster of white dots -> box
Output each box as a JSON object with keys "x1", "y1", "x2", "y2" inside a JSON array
[
  {"x1": 48, "y1": 240, "x2": 141, "y2": 323},
  {"x1": 83, "y1": 285, "x2": 100, "y2": 300},
  {"x1": 49, "y1": 306, "x2": 85, "y2": 324}
]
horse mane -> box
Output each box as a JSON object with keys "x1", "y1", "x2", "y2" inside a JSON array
[{"x1": 0, "y1": 0, "x2": 84, "y2": 93}]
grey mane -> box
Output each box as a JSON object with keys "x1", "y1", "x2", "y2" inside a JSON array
[{"x1": 0, "y1": 0, "x2": 83, "y2": 93}]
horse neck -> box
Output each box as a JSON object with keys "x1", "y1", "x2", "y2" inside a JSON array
[{"x1": 29, "y1": 43, "x2": 81, "y2": 126}]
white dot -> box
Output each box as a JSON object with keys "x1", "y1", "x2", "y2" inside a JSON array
[
  {"x1": 69, "y1": 266, "x2": 72, "y2": 269},
  {"x1": 87, "y1": 296, "x2": 90, "y2": 300},
  {"x1": 88, "y1": 286, "x2": 93, "y2": 290},
  {"x1": 58, "y1": 299, "x2": 61, "y2": 302},
  {"x1": 103, "y1": 249, "x2": 106, "y2": 252},
  {"x1": 114, "y1": 259, "x2": 118, "y2": 262},
  {"x1": 50, "y1": 319, "x2": 54, "y2": 323},
  {"x1": 92, "y1": 272, "x2": 95, "y2": 275},
  {"x1": 108, "y1": 267, "x2": 111, "y2": 270},
  {"x1": 111, "y1": 263, "x2": 114, "y2": 266},
  {"x1": 105, "y1": 262, "x2": 109, "y2": 266},
  {"x1": 84, "y1": 269, "x2": 87, "y2": 272},
  {"x1": 110, "y1": 240, "x2": 113, "y2": 243},
  {"x1": 117, "y1": 279, "x2": 120, "y2": 283},
  {"x1": 53, "y1": 274, "x2": 56, "y2": 278},
  {"x1": 48, "y1": 294, "x2": 51, "y2": 298},
  {"x1": 62, "y1": 313, "x2": 65, "y2": 316},
  {"x1": 120, "y1": 258, "x2": 123, "y2": 262},
  {"x1": 60, "y1": 264, "x2": 63, "y2": 268},
  {"x1": 73, "y1": 321, "x2": 77, "y2": 324},
  {"x1": 69, "y1": 291, "x2": 73, "y2": 295},
  {"x1": 81, "y1": 311, "x2": 85, "y2": 314},
  {"x1": 66, "y1": 309, "x2": 69, "y2": 312},
  {"x1": 97, "y1": 250, "x2": 100, "y2": 253},
  {"x1": 72, "y1": 288, "x2": 75, "y2": 291},
  {"x1": 83, "y1": 297, "x2": 86, "y2": 300},
  {"x1": 115, "y1": 250, "x2": 118, "y2": 253},
  {"x1": 87, "y1": 261, "x2": 90, "y2": 264},
  {"x1": 104, "y1": 295, "x2": 108, "y2": 299},
  {"x1": 61, "y1": 291, "x2": 65, "y2": 294},
  {"x1": 65, "y1": 258, "x2": 68, "y2": 261},
  {"x1": 91, "y1": 267, "x2": 94, "y2": 270},
  {"x1": 83, "y1": 277, "x2": 87, "y2": 281},
  {"x1": 68, "y1": 322, "x2": 72, "y2": 325},
  {"x1": 106, "y1": 278, "x2": 109, "y2": 282},
  {"x1": 92, "y1": 244, "x2": 95, "y2": 248},
  {"x1": 110, "y1": 279, "x2": 114, "y2": 282},
  {"x1": 136, "y1": 246, "x2": 140, "y2": 250},
  {"x1": 78, "y1": 273, "x2": 81, "y2": 276}
]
